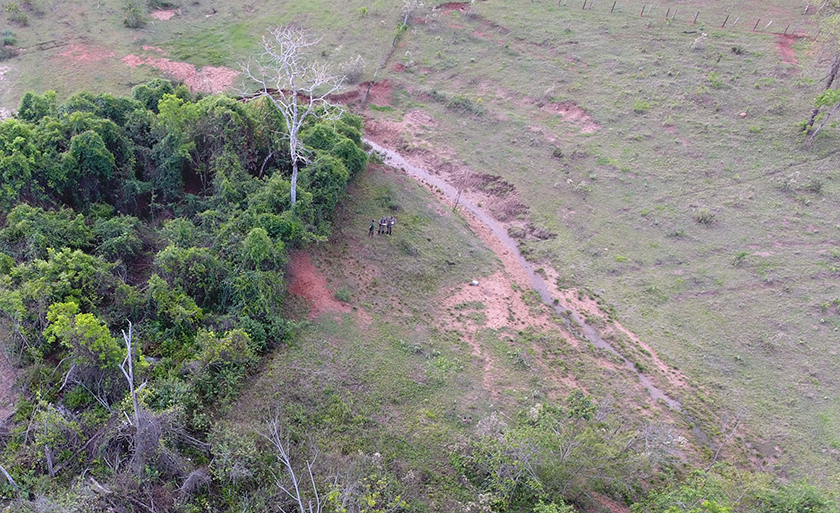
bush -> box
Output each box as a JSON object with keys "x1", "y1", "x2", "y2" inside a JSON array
[
  {"x1": 694, "y1": 208, "x2": 715, "y2": 225},
  {"x1": 4, "y1": 3, "x2": 28, "y2": 25},
  {"x1": 0, "y1": 43, "x2": 16, "y2": 60},
  {"x1": 633, "y1": 99, "x2": 650, "y2": 114},
  {"x1": 1, "y1": 29, "x2": 14, "y2": 45},
  {"x1": 334, "y1": 286, "x2": 351, "y2": 302},
  {"x1": 123, "y1": 0, "x2": 145, "y2": 29}
]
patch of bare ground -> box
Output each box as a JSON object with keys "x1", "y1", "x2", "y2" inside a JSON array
[
  {"x1": 435, "y1": 2, "x2": 470, "y2": 12},
  {"x1": 55, "y1": 42, "x2": 116, "y2": 62},
  {"x1": 591, "y1": 492, "x2": 631, "y2": 513},
  {"x1": 287, "y1": 251, "x2": 351, "y2": 320},
  {"x1": 121, "y1": 54, "x2": 239, "y2": 94},
  {"x1": 535, "y1": 99, "x2": 601, "y2": 133},
  {"x1": 776, "y1": 34, "x2": 800, "y2": 66},
  {"x1": 150, "y1": 9, "x2": 179, "y2": 20}
]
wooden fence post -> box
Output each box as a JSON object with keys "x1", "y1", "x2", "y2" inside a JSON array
[
  {"x1": 611, "y1": 0, "x2": 616, "y2": 12},
  {"x1": 721, "y1": 14, "x2": 729, "y2": 28},
  {"x1": 693, "y1": 11, "x2": 699, "y2": 24},
  {"x1": 753, "y1": 18, "x2": 760, "y2": 31}
]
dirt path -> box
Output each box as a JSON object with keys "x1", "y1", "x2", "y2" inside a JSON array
[
  {"x1": 0, "y1": 349, "x2": 16, "y2": 428},
  {"x1": 366, "y1": 138, "x2": 683, "y2": 411}
]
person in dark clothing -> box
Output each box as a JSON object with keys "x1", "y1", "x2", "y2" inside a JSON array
[
  {"x1": 379, "y1": 216, "x2": 387, "y2": 235},
  {"x1": 369, "y1": 219, "x2": 376, "y2": 237},
  {"x1": 387, "y1": 216, "x2": 395, "y2": 235}
]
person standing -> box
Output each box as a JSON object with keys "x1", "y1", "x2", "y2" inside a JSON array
[
  {"x1": 369, "y1": 219, "x2": 375, "y2": 237},
  {"x1": 387, "y1": 216, "x2": 395, "y2": 235},
  {"x1": 379, "y1": 216, "x2": 387, "y2": 235}
]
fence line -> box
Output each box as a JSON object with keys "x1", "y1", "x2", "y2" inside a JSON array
[{"x1": 546, "y1": 0, "x2": 820, "y2": 38}]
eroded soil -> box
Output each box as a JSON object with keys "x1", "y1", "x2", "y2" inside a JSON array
[{"x1": 287, "y1": 251, "x2": 352, "y2": 320}]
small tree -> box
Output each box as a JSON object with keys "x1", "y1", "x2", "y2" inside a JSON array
[{"x1": 243, "y1": 26, "x2": 344, "y2": 207}]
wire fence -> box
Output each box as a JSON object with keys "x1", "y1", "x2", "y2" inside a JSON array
[{"x1": 549, "y1": 0, "x2": 821, "y2": 38}]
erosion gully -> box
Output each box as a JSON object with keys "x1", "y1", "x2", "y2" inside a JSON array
[{"x1": 366, "y1": 139, "x2": 682, "y2": 411}]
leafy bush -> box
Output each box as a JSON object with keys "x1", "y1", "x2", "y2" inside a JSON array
[
  {"x1": 4, "y1": 3, "x2": 27, "y2": 25},
  {"x1": 694, "y1": 208, "x2": 715, "y2": 225}
]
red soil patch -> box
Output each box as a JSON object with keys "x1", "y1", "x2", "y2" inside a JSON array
[
  {"x1": 122, "y1": 54, "x2": 239, "y2": 94},
  {"x1": 392, "y1": 62, "x2": 406, "y2": 73},
  {"x1": 592, "y1": 492, "x2": 631, "y2": 513},
  {"x1": 56, "y1": 43, "x2": 115, "y2": 62},
  {"x1": 287, "y1": 251, "x2": 351, "y2": 320},
  {"x1": 150, "y1": 9, "x2": 179, "y2": 20},
  {"x1": 776, "y1": 34, "x2": 799, "y2": 65},
  {"x1": 436, "y1": 2, "x2": 470, "y2": 11}
]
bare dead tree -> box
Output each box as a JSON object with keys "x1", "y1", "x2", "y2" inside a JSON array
[
  {"x1": 261, "y1": 416, "x2": 325, "y2": 513},
  {"x1": 0, "y1": 462, "x2": 18, "y2": 493},
  {"x1": 805, "y1": 2, "x2": 840, "y2": 142},
  {"x1": 243, "y1": 26, "x2": 344, "y2": 207},
  {"x1": 805, "y1": 55, "x2": 840, "y2": 135},
  {"x1": 118, "y1": 321, "x2": 140, "y2": 429}
]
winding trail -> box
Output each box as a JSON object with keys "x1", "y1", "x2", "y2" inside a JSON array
[{"x1": 366, "y1": 139, "x2": 682, "y2": 411}]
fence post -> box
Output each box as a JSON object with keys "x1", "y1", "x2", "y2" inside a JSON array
[
  {"x1": 753, "y1": 18, "x2": 760, "y2": 31},
  {"x1": 611, "y1": 0, "x2": 616, "y2": 12},
  {"x1": 732, "y1": 17, "x2": 738, "y2": 26},
  {"x1": 582, "y1": 0, "x2": 586, "y2": 9},
  {"x1": 693, "y1": 11, "x2": 699, "y2": 24},
  {"x1": 721, "y1": 14, "x2": 729, "y2": 28},
  {"x1": 783, "y1": 24, "x2": 790, "y2": 35},
  {"x1": 665, "y1": 8, "x2": 669, "y2": 20},
  {"x1": 792, "y1": 22, "x2": 800, "y2": 35},
  {"x1": 764, "y1": 20, "x2": 773, "y2": 31},
  {"x1": 672, "y1": 8, "x2": 677, "y2": 20},
  {"x1": 640, "y1": 4, "x2": 644, "y2": 16}
]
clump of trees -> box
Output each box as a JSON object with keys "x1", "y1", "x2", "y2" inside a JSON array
[{"x1": 0, "y1": 79, "x2": 367, "y2": 510}]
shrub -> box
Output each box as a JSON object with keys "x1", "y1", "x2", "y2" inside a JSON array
[
  {"x1": 694, "y1": 208, "x2": 715, "y2": 225},
  {"x1": 4, "y1": 3, "x2": 27, "y2": 25},
  {"x1": 340, "y1": 54, "x2": 365, "y2": 84},
  {"x1": 1, "y1": 29, "x2": 14, "y2": 45},
  {"x1": 707, "y1": 71, "x2": 724, "y2": 89},
  {"x1": 334, "y1": 286, "x2": 351, "y2": 302},
  {"x1": 0, "y1": 43, "x2": 16, "y2": 60},
  {"x1": 123, "y1": 0, "x2": 145, "y2": 28},
  {"x1": 633, "y1": 99, "x2": 650, "y2": 113}
]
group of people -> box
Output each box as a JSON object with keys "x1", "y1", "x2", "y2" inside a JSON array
[{"x1": 369, "y1": 216, "x2": 396, "y2": 237}]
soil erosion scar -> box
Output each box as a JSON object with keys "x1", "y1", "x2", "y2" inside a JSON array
[{"x1": 365, "y1": 139, "x2": 682, "y2": 411}]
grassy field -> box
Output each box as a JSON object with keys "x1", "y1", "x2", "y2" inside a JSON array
[{"x1": 2, "y1": 0, "x2": 839, "y2": 495}]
